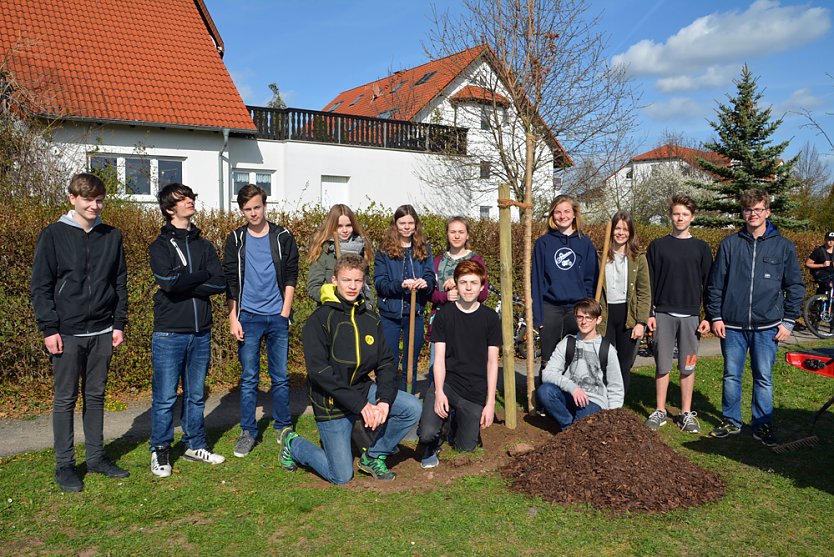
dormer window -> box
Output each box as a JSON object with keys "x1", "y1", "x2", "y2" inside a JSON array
[
  {"x1": 377, "y1": 109, "x2": 399, "y2": 119},
  {"x1": 326, "y1": 101, "x2": 343, "y2": 112},
  {"x1": 349, "y1": 95, "x2": 364, "y2": 106},
  {"x1": 414, "y1": 71, "x2": 436, "y2": 86},
  {"x1": 390, "y1": 81, "x2": 405, "y2": 94}
]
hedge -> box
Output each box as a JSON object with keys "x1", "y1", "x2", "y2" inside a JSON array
[{"x1": 0, "y1": 200, "x2": 823, "y2": 397}]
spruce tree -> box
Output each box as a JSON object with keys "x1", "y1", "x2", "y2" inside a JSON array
[{"x1": 691, "y1": 65, "x2": 802, "y2": 228}]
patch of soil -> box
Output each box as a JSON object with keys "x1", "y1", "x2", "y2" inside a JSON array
[{"x1": 500, "y1": 408, "x2": 726, "y2": 513}]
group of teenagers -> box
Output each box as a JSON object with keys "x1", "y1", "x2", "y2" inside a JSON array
[{"x1": 31, "y1": 172, "x2": 806, "y2": 492}]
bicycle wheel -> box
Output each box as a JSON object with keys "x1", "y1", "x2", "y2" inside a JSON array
[
  {"x1": 804, "y1": 294, "x2": 834, "y2": 338},
  {"x1": 516, "y1": 323, "x2": 528, "y2": 359}
]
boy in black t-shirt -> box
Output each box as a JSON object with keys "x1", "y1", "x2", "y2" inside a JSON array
[
  {"x1": 805, "y1": 231, "x2": 834, "y2": 293},
  {"x1": 417, "y1": 260, "x2": 501, "y2": 468}
]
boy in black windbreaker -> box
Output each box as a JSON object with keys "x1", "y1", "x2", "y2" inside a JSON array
[
  {"x1": 31, "y1": 173, "x2": 129, "y2": 492},
  {"x1": 148, "y1": 184, "x2": 227, "y2": 477},
  {"x1": 279, "y1": 254, "x2": 422, "y2": 483}
]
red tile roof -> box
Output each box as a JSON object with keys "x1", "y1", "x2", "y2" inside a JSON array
[
  {"x1": 0, "y1": 0, "x2": 255, "y2": 131},
  {"x1": 632, "y1": 144, "x2": 729, "y2": 167},
  {"x1": 323, "y1": 46, "x2": 487, "y2": 120},
  {"x1": 450, "y1": 86, "x2": 510, "y2": 106},
  {"x1": 322, "y1": 45, "x2": 571, "y2": 167}
]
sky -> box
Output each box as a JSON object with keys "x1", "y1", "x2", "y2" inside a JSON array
[{"x1": 204, "y1": 0, "x2": 834, "y2": 171}]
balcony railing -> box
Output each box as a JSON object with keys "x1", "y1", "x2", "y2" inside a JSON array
[{"x1": 247, "y1": 106, "x2": 467, "y2": 155}]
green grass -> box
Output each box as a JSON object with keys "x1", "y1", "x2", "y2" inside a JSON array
[{"x1": 1, "y1": 348, "x2": 832, "y2": 556}]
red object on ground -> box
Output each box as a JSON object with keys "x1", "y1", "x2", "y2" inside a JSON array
[{"x1": 785, "y1": 348, "x2": 834, "y2": 379}]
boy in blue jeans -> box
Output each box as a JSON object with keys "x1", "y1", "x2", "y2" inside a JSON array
[
  {"x1": 280, "y1": 253, "x2": 421, "y2": 483},
  {"x1": 223, "y1": 184, "x2": 298, "y2": 457},
  {"x1": 537, "y1": 298, "x2": 624, "y2": 430}
]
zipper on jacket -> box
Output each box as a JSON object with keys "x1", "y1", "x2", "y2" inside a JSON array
[
  {"x1": 236, "y1": 229, "x2": 244, "y2": 318},
  {"x1": 84, "y1": 232, "x2": 92, "y2": 332},
  {"x1": 350, "y1": 302, "x2": 360, "y2": 385},
  {"x1": 748, "y1": 238, "x2": 758, "y2": 328},
  {"x1": 185, "y1": 235, "x2": 199, "y2": 333}
]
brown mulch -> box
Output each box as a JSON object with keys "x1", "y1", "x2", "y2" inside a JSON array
[{"x1": 500, "y1": 408, "x2": 726, "y2": 513}]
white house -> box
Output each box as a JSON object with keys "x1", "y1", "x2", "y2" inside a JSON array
[{"x1": 1, "y1": 0, "x2": 569, "y2": 219}]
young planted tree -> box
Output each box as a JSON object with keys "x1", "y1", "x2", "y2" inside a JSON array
[
  {"x1": 692, "y1": 65, "x2": 802, "y2": 228},
  {"x1": 425, "y1": 0, "x2": 639, "y2": 410}
]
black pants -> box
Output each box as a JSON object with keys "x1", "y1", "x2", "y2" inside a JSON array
[
  {"x1": 52, "y1": 333, "x2": 113, "y2": 467},
  {"x1": 539, "y1": 303, "x2": 578, "y2": 380},
  {"x1": 604, "y1": 302, "x2": 638, "y2": 394},
  {"x1": 418, "y1": 383, "x2": 483, "y2": 452}
]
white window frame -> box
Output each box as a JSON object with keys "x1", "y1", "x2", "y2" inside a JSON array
[
  {"x1": 88, "y1": 154, "x2": 184, "y2": 201},
  {"x1": 232, "y1": 169, "x2": 275, "y2": 197}
]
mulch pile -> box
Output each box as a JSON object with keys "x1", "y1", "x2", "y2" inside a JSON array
[{"x1": 500, "y1": 408, "x2": 726, "y2": 513}]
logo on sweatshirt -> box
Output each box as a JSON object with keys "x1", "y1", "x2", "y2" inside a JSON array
[
  {"x1": 554, "y1": 247, "x2": 576, "y2": 270},
  {"x1": 365, "y1": 335, "x2": 375, "y2": 345}
]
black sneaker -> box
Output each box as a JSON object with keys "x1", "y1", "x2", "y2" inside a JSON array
[
  {"x1": 151, "y1": 447, "x2": 172, "y2": 478},
  {"x1": 358, "y1": 451, "x2": 396, "y2": 480},
  {"x1": 87, "y1": 457, "x2": 130, "y2": 478},
  {"x1": 233, "y1": 431, "x2": 257, "y2": 458},
  {"x1": 752, "y1": 424, "x2": 778, "y2": 448},
  {"x1": 54, "y1": 465, "x2": 83, "y2": 492},
  {"x1": 710, "y1": 420, "x2": 742, "y2": 438}
]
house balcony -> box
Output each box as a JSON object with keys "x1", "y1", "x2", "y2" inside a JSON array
[{"x1": 247, "y1": 106, "x2": 468, "y2": 155}]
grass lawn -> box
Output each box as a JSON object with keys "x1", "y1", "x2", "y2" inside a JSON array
[{"x1": 1, "y1": 348, "x2": 832, "y2": 556}]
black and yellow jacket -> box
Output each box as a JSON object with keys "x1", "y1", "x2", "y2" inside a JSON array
[{"x1": 302, "y1": 284, "x2": 398, "y2": 421}]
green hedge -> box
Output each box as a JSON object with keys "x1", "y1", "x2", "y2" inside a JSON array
[{"x1": 0, "y1": 200, "x2": 823, "y2": 395}]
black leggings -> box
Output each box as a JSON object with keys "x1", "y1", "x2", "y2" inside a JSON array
[
  {"x1": 604, "y1": 302, "x2": 638, "y2": 394},
  {"x1": 539, "y1": 303, "x2": 578, "y2": 380}
]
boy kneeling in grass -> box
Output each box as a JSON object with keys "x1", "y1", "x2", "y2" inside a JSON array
[
  {"x1": 418, "y1": 259, "x2": 501, "y2": 469},
  {"x1": 280, "y1": 253, "x2": 421, "y2": 483},
  {"x1": 537, "y1": 298, "x2": 624, "y2": 430}
]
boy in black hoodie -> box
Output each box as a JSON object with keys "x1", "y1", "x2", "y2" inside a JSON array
[
  {"x1": 31, "y1": 173, "x2": 129, "y2": 492},
  {"x1": 148, "y1": 184, "x2": 227, "y2": 477},
  {"x1": 279, "y1": 254, "x2": 422, "y2": 483}
]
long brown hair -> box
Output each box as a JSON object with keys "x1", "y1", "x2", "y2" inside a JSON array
[
  {"x1": 607, "y1": 210, "x2": 641, "y2": 261},
  {"x1": 308, "y1": 204, "x2": 373, "y2": 264},
  {"x1": 545, "y1": 194, "x2": 583, "y2": 236},
  {"x1": 380, "y1": 204, "x2": 429, "y2": 260}
]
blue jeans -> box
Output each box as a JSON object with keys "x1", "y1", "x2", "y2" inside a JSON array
[
  {"x1": 380, "y1": 313, "x2": 425, "y2": 391},
  {"x1": 290, "y1": 384, "x2": 422, "y2": 484},
  {"x1": 237, "y1": 311, "x2": 292, "y2": 435},
  {"x1": 150, "y1": 331, "x2": 211, "y2": 450},
  {"x1": 536, "y1": 382, "x2": 602, "y2": 430},
  {"x1": 720, "y1": 328, "x2": 778, "y2": 428}
]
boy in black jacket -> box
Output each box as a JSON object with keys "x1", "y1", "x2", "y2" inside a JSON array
[
  {"x1": 223, "y1": 184, "x2": 298, "y2": 458},
  {"x1": 280, "y1": 254, "x2": 422, "y2": 483},
  {"x1": 31, "y1": 173, "x2": 129, "y2": 492},
  {"x1": 148, "y1": 184, "x2": 227, "y2": 477}
]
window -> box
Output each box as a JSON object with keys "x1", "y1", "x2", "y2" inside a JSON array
[
  {"x1": 88, "y1": 154, "x2": 182, "y2": 197},
  {"x1": 233, "y1": 170, "x2": 273, "y2": 195},
  {"x1": 377, "y1": 108, "x2": 399, "y2": 119},
  {"x1": 326, "y1": 101, "x2": 343, "y2": 112},
  {"x1": 414, "y1": 71, "x2": 436, "y2": 86},
  {"x1": 480, "y1": 161, "x2": 491, "y2": 179},
  {"x1": 480, "y1": 206, "x2": 491, "y2": 220},
  {"x1": 349, "y1": 94, "x2": 364, "y2": 106},
  {"x1": 481, "y1": 106, "x2": 491, "y2": 130},
  {"x1": 389, "y1": 81, "x2": 405, "y2": 94}
]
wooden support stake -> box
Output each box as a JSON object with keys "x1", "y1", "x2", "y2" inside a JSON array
[
  {"x1": 595, "y1": 219, "x2": 612, "y2": 302},
  {"x1": 498, "y1": 184, "x2": 517, "y2": 429}
]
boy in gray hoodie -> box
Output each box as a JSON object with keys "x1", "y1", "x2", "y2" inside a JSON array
[{"x1": 537, "y1": 298, "x2": 624, "y2": 430}]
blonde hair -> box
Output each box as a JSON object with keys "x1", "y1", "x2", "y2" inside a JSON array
[
  {"x1": 380, "y1": 204, "x2": 429, "y2": 260},
  {"x1": 545, "y1": 194, "x2": 583, "y2": 236},
  {"x1": 308, "y1": 204, "x2": 373, "y2": 264}
]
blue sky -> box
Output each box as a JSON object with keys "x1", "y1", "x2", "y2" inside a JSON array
[{"x1": 205, "y1": 0, "x2": 834, "y2": 169}]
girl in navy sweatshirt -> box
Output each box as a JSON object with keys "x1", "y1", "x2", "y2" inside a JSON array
[{"x1": 532, "y1": 195, "x2": 599, "y2": 378}]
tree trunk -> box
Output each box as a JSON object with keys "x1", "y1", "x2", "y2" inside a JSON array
[{"x1": 524, "y1": 130, "x2": 536, "y2": 412}]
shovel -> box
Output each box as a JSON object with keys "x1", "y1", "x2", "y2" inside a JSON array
[{"x1": 406, "y1": 287, "x2": 417, "y2": 394}]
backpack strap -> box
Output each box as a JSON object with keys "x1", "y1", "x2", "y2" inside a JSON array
[
  {"x1": 599, "y1": 336, "x2": 610, "y2": 386},
  {"x1": 563, "y1": 334, "x2": 576, "y2": 373}
]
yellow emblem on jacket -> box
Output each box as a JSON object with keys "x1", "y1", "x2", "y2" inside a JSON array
[{"x1": 365, "y1": 335, "x2": 374, "y2": 345}]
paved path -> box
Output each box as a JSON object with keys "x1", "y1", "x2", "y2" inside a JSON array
[{"x1": 0, "y1": 329, "x2": 820, "y2": 458}]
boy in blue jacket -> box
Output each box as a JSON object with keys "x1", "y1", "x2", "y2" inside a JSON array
[{"x1": 706, "y1": 189, "x2": 805, "y2": 446}]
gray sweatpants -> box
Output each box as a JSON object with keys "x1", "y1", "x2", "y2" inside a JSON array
[{"x1": 653, "y1": 313, "x2": 700, "y2": 377}]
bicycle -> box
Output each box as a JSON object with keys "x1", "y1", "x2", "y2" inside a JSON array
[
  {"x1": 803, "y1": 270, "x2": 834, "y2": 338},
  {"x1": 488, "y1": 285, "x2": 541, "y2": 359}
]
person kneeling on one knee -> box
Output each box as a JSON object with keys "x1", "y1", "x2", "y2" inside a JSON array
[
  {"x1": 417, "y1": 260, "x2": 500, "y2": 469},
  {"x1": 536, "y1": 298, "x2": 624, "y2": 430}
]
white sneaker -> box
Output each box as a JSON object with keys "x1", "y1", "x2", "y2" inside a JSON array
[
  {"x1": 183, "y1": 447, "x2": 225, "y2": 465},
  {"x1": 151, "y1": 447, "x2": 172, "y2": 478}
]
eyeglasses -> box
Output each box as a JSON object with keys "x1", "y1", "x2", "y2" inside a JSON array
[
  {"x1": 741, "y1": 207, "x2": 767, "y2": 215},
  {"x1": 575, "y1": 315, "x2": 597, "y2": 322}
]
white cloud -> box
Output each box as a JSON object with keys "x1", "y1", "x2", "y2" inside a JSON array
[
  {"x1": 613, "y1": 0, "x2": 831, "y2": 77},
  {"x1": 230, "y1": 71, "x2": 256, "y2": 104},
  {"x1": 643, "y1": 97, "x2": 704, "y2": 121},
  {"x1": 773, "y1": 88, "x2": 827, "y2": 116},
  {"x1": 656, "y1": 65, "x2": 737, "y2": 92}
]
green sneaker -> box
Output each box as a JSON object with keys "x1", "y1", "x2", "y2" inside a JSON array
[
  {"x1": 710, "y1": 419, "x2": 741, "y2": 438},
  {"x1": 278, "y1": 427, "x2": 298, "y2": 472},
  {"x1": 752, "y1": 424, "x2": 778, "y2": 448},
  {"x1": 358, "y1": 451, "x2": 396, "y2": 480}
]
